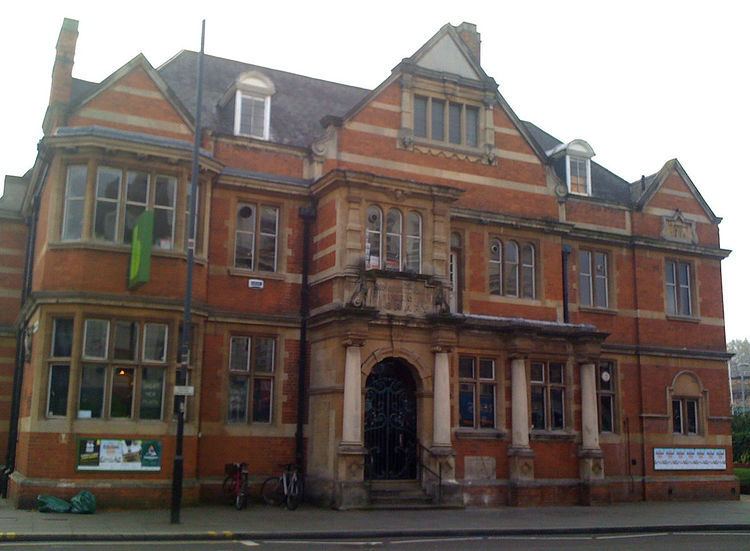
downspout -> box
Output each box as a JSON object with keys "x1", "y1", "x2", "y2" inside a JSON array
[
  {"x1": 561, "y1": 244, "x2": 572, "y2": 323},
  {"x1": 1, "y1": 159, "x2": 49, "y2": 497},
  {"x1": 631, "y1": 243, "x2": 647, "y2": 500},
  {"x1": 295, "y1": 205, "x2": 316, "y2": 470}
]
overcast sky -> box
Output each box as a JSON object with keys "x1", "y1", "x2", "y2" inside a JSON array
[{"x1": 2, "y1": 1, "x2": 748, "y2": 341}]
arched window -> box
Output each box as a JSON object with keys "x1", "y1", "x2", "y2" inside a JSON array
[
  {"x1": 521, "y1": 243, "x2": 535, "y2": 299},
  {"x1": 385, "y1": 209, "x2": 402, "y2": 270},
  {"x1": 504, "y1": 241, "x2": 519, "y2": 297},
  {"x1": 365, "y1": 205, "x2": 382, "y2": 270},
  {"x1": 405, "y1": 212, "x2": 422, "y2": 273},
  {"x1": 489, "y1": 239, "x2": 502, "y2": 295},
  {"x1": 669, "y1": 371, "x2": 705, "y2": 436}
]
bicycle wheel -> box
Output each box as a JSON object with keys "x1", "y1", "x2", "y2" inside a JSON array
[
  {"x1": 234, "y1": 473, "x2": 248, "y2": 510},
  {"x1": 222, "y1": 475, "x2": 235, "y2": 504},
  {"x1": 286, "y1": 474, "x2": 301, "y2": 510},
  {"x1": 261, "y1": 476, "x2": 284, "y2": 506}
]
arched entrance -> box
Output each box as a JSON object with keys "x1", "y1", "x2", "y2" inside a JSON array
[{"x1": 364, "y1": 358, "x2": 417, "y2": 480}]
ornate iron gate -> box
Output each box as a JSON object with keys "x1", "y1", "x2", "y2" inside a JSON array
[{"x1": 364, "y1": 360, "x2": 417, "y2": 480}]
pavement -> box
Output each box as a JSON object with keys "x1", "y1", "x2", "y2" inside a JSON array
[{"x1": 0, "y1": 496, "x2": 748, "y2": 542}]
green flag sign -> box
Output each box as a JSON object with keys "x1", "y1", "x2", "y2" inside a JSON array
[{"x1": 128, "y1": 210, "x2": 153, "y2": 289}]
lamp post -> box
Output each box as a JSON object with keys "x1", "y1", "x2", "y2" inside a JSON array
[{"x1": 170, "y1": 19, "x2": 205, "y2": 525}]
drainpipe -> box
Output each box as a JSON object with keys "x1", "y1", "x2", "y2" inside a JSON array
[
  {"x1": 1, "y1": 159, "x2": 49, "y2": 497},
  {"x1": 561, "y1": 244, "x2": 572, "y2": 323},
  {"x1": 296, "y1": 205, "x2": 316, "y2": 470},
  {"x1": 631, "y1": 243, "x2": 647, "y2": 500}
]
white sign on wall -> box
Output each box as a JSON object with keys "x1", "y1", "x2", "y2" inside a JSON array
[{"x1": 653, "y1": 447, "x2": 726, "y2": 471}]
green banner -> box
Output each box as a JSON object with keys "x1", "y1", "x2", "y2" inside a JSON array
[{"x1": 128, "y1": 210, "x2": 153, "y2": 289}]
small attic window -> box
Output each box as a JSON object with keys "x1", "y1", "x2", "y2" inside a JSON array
[
  {"x1": 559, "y1": 139, "x2": 595, "y2": 196},
  {"x1": 231, "y1": 72, "x2": 275, "y2": 140}
]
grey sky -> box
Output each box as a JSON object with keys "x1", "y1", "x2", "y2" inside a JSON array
[{"x1": 2, "y1": 0, "x2": 747, "y2": 340}]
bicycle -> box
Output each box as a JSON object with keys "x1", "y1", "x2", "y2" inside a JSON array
[
  {"x1": 222, "y1": 462, "x2": 249, "y2": 510},
  {"x1": 261, "y1": 463, "x2": 302, "y2": 510}
]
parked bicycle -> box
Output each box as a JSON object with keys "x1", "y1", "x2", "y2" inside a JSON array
[
  {"x1": 223, "y1": 462, "x2": 249, "y2": 510},
  {"x1": 262, "y1": 463, "x2": 302, "y2": 510}
]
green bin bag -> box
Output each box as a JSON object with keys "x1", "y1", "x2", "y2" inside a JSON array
[
  {"x1": 37, "y1": 495, "x2": 71, "y2": 513},
  {"x1": 70, "y1": 490, "x2": 96, "y2": 514}
]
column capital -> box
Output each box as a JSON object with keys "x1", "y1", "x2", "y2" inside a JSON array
[
  {"x1": 431, "y1": 345, "x2": 452, "y2": 354},
  {"x1": 509, "y1": 353, "x2": 528, "y2": 362},
  {"x1": 342, "y1": 335, "x2": 366, "y2": 348}
]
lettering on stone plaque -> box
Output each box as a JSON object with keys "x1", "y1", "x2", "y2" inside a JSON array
[{"x1": 661, "y1": 210, "x2": 697, "y2": 244}]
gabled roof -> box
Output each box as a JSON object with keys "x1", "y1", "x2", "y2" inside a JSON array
[
  {"x1": 158, "y1": 51, "x2": 369, "y2": 148},
  {"x1": 68, "y1": 53, "x2": 196, "y2": 131},
  {"x1": 632, "y1": 158, "x2": 720, "y2": 223}
]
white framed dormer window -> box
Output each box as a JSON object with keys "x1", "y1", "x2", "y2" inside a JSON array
[
  {"x1": 225, "y1": 71, "x2": 275, "y2": 140},
  {"x1": 548, "y1": 139, "x2": 595, "y2": 196}
]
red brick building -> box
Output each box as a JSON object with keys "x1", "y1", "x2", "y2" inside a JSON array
[{"x1": 0, "y1": 19, "x2": 736, "y2": 508}]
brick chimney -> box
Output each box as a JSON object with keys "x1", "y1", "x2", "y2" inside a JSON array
[
  {"x1": 455, "y1": 22, "x2": 480, "y2": 64},
  {"x1": 45, "y1": 18, "x2": 79, "y2": 133}
]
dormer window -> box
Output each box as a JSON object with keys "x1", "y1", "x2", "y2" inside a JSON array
[
  {"x1": 224, "y1": 71, "x2": 275, "y2": 140},
  {"x1": 547, "y1": 139, "x2": 595, "y2": 196},
  {"x1": 567, "y1": 156, "x2": 590, "y2": 195}
]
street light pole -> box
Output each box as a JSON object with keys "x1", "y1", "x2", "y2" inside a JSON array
[{"x1": 170, "y1": 19, "x2": 205, "y2": 525}]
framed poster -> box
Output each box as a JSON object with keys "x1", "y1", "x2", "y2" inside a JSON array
[
  {"x1": 653, "y1": 447, "x2": 726, "y2": 471},
  {"x1": 77, "y1": 438, "x2": 162, "y2": 471}
]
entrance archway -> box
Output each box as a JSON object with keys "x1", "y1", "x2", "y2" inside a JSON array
[{"x1": 364, "y1": 358, "x2": 417, "y2": 480}]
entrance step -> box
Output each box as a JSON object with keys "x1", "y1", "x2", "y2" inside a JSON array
[{"x1": 367, "y1": 480, "x2": 459, "y2": 509}]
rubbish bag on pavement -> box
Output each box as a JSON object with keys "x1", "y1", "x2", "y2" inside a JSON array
[
  {"x1": 69, "y1": 490, "x2": 96, "y2": 514},
  {"x1": 37, "y1": 495, "x2": 71, "y2": 513}
]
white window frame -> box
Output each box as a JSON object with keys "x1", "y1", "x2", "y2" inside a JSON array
[
  {"x1": 234, "y1": 90, "x2": 271, "y2": 140},
  {"x1": 61, "y1": 165, "x2": 87, "y2": 241},
  {"x1": 566, "y1": 155, "x2": 591, "y2": 195},
  {"x1": 83, "y1": 319, "x2": 110, "y2": 360},
  {"x1": 405, "y1": 211, "x2": 422, "y2": 273},
  {"x1": 142, "y1": 323, "x2": 168, "y2": 364}
]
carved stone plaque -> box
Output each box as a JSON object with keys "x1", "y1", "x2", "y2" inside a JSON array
[{"x1": 661, "y1": 210, "x2": 697, "y2": 244}]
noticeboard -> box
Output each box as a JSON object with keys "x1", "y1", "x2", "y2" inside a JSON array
[
  {"x1": 653, "y1": 447, "x2": 726, "y2": 471},
  {"x1": 77, "y1": 438, "x2": 162, "y2": 471}
]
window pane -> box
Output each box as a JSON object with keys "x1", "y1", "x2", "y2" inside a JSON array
[
  {"x1": 230, "y1": 337, "x2": 250, "y2": 372},
  {"x1": 66, "y1": 165, "x2": 88, "y2": 197},
  {"x1": 686, "y1": 400, "x2": 698, "y2": 434},
  {"x1": 113, "y1": 321, "x2": 138, "y2": 360},
  {"x1": 96, "y1": 168, "x2": 121, "y2": 200},
  {"x1": 678, "y1": 284, "x2": 691, "y2": 316},
  {"x1": 252, "y1": 378, "x2": 273, "y2": 422},
  {"x1": 260, "y1": 206, "x2": 278, "y2": 235},
  {"x1": 385, "y1": 235, "x2": 401, "y2": 270},
  {"x1": 241, "y1": 95, "x2": 265, "y2": 138},
  {"x1": 600, "y1": 395, "x2": 614, "y2": 432},
  {"x1": 479, "y1": 383, "x2": 495, "y2": 428},
  {"x1": 257, "y1": 234, "x2": 277, "y2": 272},
  {"x1": 94, "y1": 200, "x2": 119, "y2": 241},
  {"x1": 126, "y1": 172, "x2": 149, "y2": 203},
  {"x1": 153, "y1": 206, "x2": 175, "y2": 249},
  {"x1": 479, "y1": 359, "x2": 494, "y2": 379},
  {"x1": 665, "y1": 260, "x2": 676, "y2": 285},
  {"x1": 255, "y1": 338, "x2": 275, "y2": 373},
  {"x1": 678, "y1": 262, "x2": 690, "y2": 287},
  {"x1": 449, "y1": 103, "x2": 461, "y2": 144},
  {"x1": 594, "y1": 252, "x2": 608, "y2": 307},
  {"x1": 531, "y1": 385, "x2": 545, "y2": 429},
  {"x1": 431, "y1": 99, "x2": 445, "y2": 141},
  {"x1": 366, "y1": 206, "x2": 382, "y2": 269},
  {"x1": 139, "y1": 367, "x2": 165, "y2": 420},
  {"x1": 228, "y1": 377, "x2": 248, "y2": 422},
  {"x1": 124, "y1": 204, "x2": 146, "y2": 245},
  {"x1": 47, "y1": 364, "x2": 70, "y2": 417},
  {"x1": 110, "y1": 367, "x2": 134, "y2": 418},
  {"x1": 579, "y1": 250, "x2": 592, "y2": 307},
  {"x1": 414, "y1": 96, "x2": 427, "y2": 138},
  {"x1": 52, "y1": 318, "x2": 74, "y2": 357},
  {"x1": 504, "y1": 242, "x2": 518, "y2": 296},
  {"x1": 235, "y1": 231, "x2": 254, "y2": 270},
  {"x1": 62, "y1": 166, "x2": 87, "y2": 241},
  {"x1": 459, "y1": 382, "x2": 475, "y2": 427},
  {"x1": 489, "y1": 240, "x2": 502, "y2": 295},
  {"x1": 459, "y1": 357, "x2": 474, "y2": 379},
  {"x1": 570, "y1": 157, "x2": 587, "y2": 194},
  {"x1": 143, "y1": 323, "x2": 167, "y2": 362},
  {"x1": 406, "y1": 236, "x2": 421, "y2": 273},
  {"x1": 599, "y1": 363, "x2": 613, "y2": 391},
  {"x1": 83, "y1": 319, "x2": 109, "y2": 359},
  {"x1": 550, "y1": 388, "x2": 565, "y2": 429},
  {"x1": 530, "y1": 362, "x2": 544, "y2": 383},
  {"x1": 672, "y1": 399, "x2": 683, "y2": 434},
  {"x1": 79, "y1": 364, "x2": 105, "y2": 418},
  {"x1": 521, "y1": 244, "x2": 535, "y2": 299},
  {"x1": 549, "y1": 363, "x2": 564, "y2": 384},
  {"x1": 465, "y1": 106, "x2": 479, "y2": 147},
  {"x1": 237, "y1": 204, "x2": 256, "y2": 232}
]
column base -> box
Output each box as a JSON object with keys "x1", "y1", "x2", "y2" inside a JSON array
[
  {"x1": 578, "y1": 447, "x2": 604, "y2": 482},
  {"x1": 508, "y1": 447, "x2": 535, "y2": 482}
]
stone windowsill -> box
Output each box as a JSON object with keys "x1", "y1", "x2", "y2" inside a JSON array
[
  {"x1": 454, "y1": 428, "x2": 507, "y2": 440},
  {"x1": 665, "y1": 314, "x2": 701, "y2": 324},
  {"x1": 578, "y1": 306, "x2": 618, "y2": 316},
  {"x1": 530, "y1": 430, "x2": 577, "y2": 442}
]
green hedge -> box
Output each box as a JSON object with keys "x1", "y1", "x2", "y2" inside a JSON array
[{"x1": 732, "y1": 413, "x2": 750, "y2": 463}]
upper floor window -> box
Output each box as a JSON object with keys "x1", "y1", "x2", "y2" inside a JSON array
[
  {"x1": 365, "y1": 205, "x2": 422, "y2": 273},
  {"x1": 579, "y1": 249, "x2": 609, "y2": 309},
  {"x1": 229, "y1": 71, "x2": 275, "y2": 141},
  {"x1": 488, "y1": 239, "x2": 536, "y2": 299},
  {"x1": 61, "y1": 164, "x2": 188, "y2": 251},
  {"x1": 234, "y1": 202, "x2": 279, "y2": 272},
  {"x1": 665, "y1": 259, "x2": 692, "y2": 316},
  {"x1": 567, "y1": 156, "x2": 591, "y2": 195},
  {"x1": 458, "y1": 356, "x2": 496, "y2": 429},
  {"x1": 414, "y1": 95, "x2": 479, "y2": 147},
  {"x1": 228, "y1": 336, "x2": 275, "y2": 424}
]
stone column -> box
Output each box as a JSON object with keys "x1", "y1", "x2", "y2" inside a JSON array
[
  {"x1": 432, "y1": 347, "x2": 452, "y2": 448},
  {"x1": 580, "y1": 362, "x2": 600, "y2": 450},
  {"x1": 341, "y1": 341, "x2": 363, "y2": 447},
  {"x1": 511, "y1": 358, "x2": 530, "y2": 449}
]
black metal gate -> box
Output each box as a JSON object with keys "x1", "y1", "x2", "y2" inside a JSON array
[{"x1": 364, "y1": 359, "x2": 417, "y2": 480}]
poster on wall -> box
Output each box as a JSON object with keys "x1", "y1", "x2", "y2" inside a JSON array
[
  {"x1": 77, "y1": 439, "x2": 162, "y2": 471},
  {"x1": 653, "y1": 447, "x2": 726, "y2": 471}
]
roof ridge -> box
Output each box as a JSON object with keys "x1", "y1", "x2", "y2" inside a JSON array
[{"x1": 163, "y1": 49, "x2": 371, "y2": 93}]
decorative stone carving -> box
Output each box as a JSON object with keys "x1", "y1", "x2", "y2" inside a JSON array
[
  {"x1": 483, "y1": 144, "x2": 497, "y2": 166},
  {"x1": 348, "y1": 262, "x2": 369, "y2": 308},
  {"x1": 398, "y1": 129, "x2": 414, "y2": 150},
  {"x1": 661, "y1": 209, "x2": 698, "y2": 244},
  {"x1": 433, "y1": 281, "x2": 450, "y2": 314}
]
